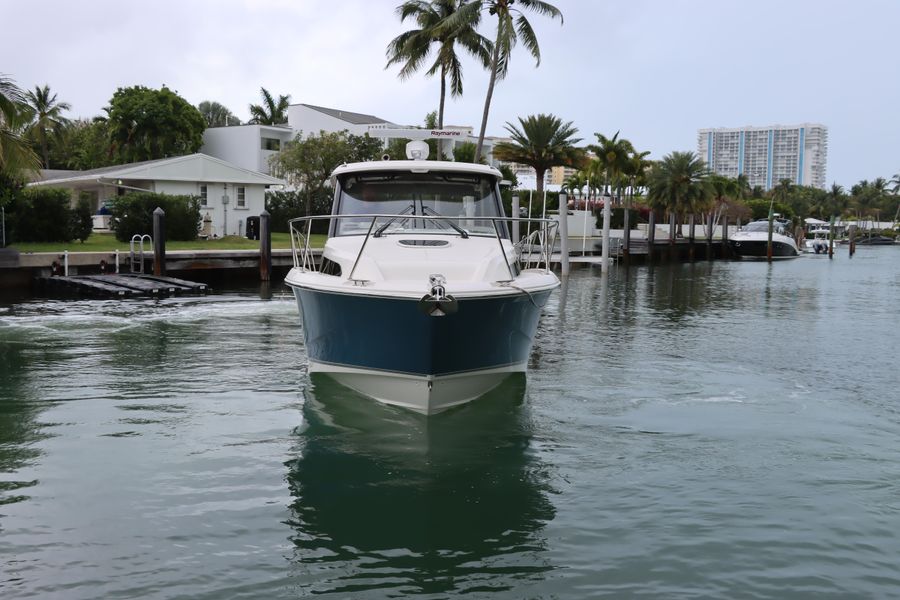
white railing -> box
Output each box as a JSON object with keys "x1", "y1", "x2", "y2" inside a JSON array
[{"x1": 289, "y1": 214, "x2": 559, "y2": 282}]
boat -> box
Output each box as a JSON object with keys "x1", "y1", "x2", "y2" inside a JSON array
[
  {"x1": 803, "y1": 230, "x2": 832, "y2": 254},
  {"x1": 284, "y1": 141, "x2": 560, "y2": 415},
  {"x1": 852, "y1": 235, "x2": 896, "y2": 245},
  {"x1": 728, "y1": 218, "x2": 800, "y2": 259}
]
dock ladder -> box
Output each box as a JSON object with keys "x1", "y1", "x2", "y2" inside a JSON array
[{"x1": 130, "y1": 234, "x2": 152, "y2": 274}]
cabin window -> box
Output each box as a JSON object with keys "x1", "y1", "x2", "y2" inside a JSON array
[
  {"x1": 199, "y1": 184, "x2": 208, "y2": 206},
  {"x1": 261, "y1": 137, "x2": 281, "y2": 151},
  {"x1": 334, "y1": 171, "x2": 503, "y2": 237},
  {"x1": 236, "y1": 186, "x2": 246, "y2": 208}
]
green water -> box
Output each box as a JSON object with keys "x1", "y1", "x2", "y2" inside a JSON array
[{"x1": 1, "y1": 247, "x2": 899, "y2": 598}]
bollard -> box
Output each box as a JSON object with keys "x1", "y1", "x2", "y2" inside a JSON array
[
  {"x1": 688, "y1": 214, "x2": 696, "y2": 261},
  {"x1": 260, "y1": 210, "x2": 272, "y2": 281},
  {"x1": 558, "y1": 193, "x2": 569, "y2": 276},
  {"x1": 153, "y1": 207, "x2": 166, "y2": 276},
  {"x1": 600, "y1": 191, "x2": 610, "y2": 274},
  {"x1": 512, "y1": 195, "x2": 520, "y2": 243}
]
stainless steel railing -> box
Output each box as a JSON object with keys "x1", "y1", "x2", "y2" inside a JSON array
[{"x1": 288, "y1": 213, "x2": 559, "y2": 282}]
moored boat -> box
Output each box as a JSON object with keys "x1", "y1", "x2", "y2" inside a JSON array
[
  {"x1": 729, "y1": 219, "x2": 800, "y2": 259},
  {"x1": 284, "y1": 143, "x2": 560, "y2": 415}
]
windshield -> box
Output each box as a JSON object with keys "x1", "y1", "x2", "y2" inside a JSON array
[
  {"x1": 333, "y1": 171, "x2": 504, "y2": 237},
  {"x1": 744, "y1": 220, "x2": 786, "y2": 234}
]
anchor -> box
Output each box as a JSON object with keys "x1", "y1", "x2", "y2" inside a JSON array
[{"x1": 418, "y1": 274, "x2": 458, "y2": 317}]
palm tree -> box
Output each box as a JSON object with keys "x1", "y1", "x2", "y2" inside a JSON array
[
  {"x1": 467, "y1": 0, "x2": 563, "y2": 162},
  {"x1": 23, "y1": 84, "x2": 71, "y2": 168},
  {"x1": 386, "y1": 0, "x2": 492, "y2": 141},
  {"x1": 0, "y1": 75, "x2": 40, "y2": 176},
  {"x1": 588, "y1": 132, "x2": 634, "y2": 205},
  {"x1": 492, "y1": 113, "x2": 581, "y2": 198},
  {"x1": 646, "y1": 151, "x2": 713, "y2": 229},
  {"x1": 890, "y1": 172, "x2": 900, "y2": 195},
  {"x1": 823, "y1": 183, "x2": 846, "y2": 220},
  {"x1": 198, "y1": 101, "x2": 241, "y2": 127},
  {"x1": 248, "y1": 87, "x2": 290, "y2": 125}
]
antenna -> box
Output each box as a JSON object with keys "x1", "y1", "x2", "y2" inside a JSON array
[{"x1": 405, "y1": 140, "x2": 429, "y2": 160}]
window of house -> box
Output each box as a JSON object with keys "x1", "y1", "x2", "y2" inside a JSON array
[
  {"x1": 199, "y1": 184, "x2": 208, "y2": 206},
  {"x1": 261, "y1": 137, "x2": 281, "y2": 151},
  {"x1": 236, "y1": 186, "x2": 246, "y2": 208}
]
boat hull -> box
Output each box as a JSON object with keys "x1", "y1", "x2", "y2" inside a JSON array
[
  {"x1": 729, "y1": 238, "x2": 799, "y2": 259},
  {"x1": 290, "y1": 285, "x2": 553, "y2": 414}
]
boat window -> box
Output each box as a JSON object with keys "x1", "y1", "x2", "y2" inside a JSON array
[
  {"x1": 334, "y1": 171, "x2": 503, "y2": 237},
  {"x1": 744, "y1": 220, "x2": 786, "y2": 233}
]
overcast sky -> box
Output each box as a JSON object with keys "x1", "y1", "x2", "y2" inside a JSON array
[{"x1": 3, "y1": 0, "x2": 898, "y2": 187}]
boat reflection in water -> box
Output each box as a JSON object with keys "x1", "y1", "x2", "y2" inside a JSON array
[{"x1": 284, "y1": 373, "x2": 556, "y2": 596}]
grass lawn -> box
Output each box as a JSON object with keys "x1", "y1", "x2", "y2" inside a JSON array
[{"x1": 11, "y1": 232, "x2": 327, "y2": 253}]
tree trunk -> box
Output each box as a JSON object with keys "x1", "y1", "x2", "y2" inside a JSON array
[
  {"x1": 535, "y1": 167, "x2": 545, "y2": 200},
  {"x1": 475, "y1": 28, "x2": 502, "y2": 163},
  {"x1": 438, "y1": 65, "x2": 446, "y2": 160}
]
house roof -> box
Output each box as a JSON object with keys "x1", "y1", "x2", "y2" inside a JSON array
[
  {"x1": 28, "y1": 154, "x2": 285, "y2": 187},
  {"x1": 299, "y1": 103, "x2": 391, "y2": 125}
]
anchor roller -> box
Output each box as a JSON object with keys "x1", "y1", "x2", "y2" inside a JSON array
[{"x1": 418, "y1": 274, "x2": 458, "y2": 317}]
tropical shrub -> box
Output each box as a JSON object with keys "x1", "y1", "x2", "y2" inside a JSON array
[
  {"x1": 70, "y1": 197, "x2": 94, "y2": 242},
  {"x1": 109, "y1": 191, "x2": 201, "y2": 242},
  {"x1": 5, "y1": 187, "x2": 75, "y2": 243},
  {"x1": 265, "y1": 189, "x2": 331, "y2": 234}
]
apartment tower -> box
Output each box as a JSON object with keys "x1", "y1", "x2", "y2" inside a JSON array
[{"x1": 697, "y1": 124, "x2": 828, "y2": 190}]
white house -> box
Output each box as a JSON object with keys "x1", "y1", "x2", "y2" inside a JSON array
[
  {"x1": 201, "y1": 124, "x2": 293, "y2": 175},
  {"x1": 28, "y1": 153, "x2": 285, "y2": 238},
  {"x1": 200, "y1": 102, "x2": 500, "y2": 172}
]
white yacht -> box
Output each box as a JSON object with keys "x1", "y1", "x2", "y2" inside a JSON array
[
  {"x1": 284, "y1": 142, "x2": 560, "y2": 415},
  {"x1": 729, "y1": 219, "x2": 800, "y2": 259}
]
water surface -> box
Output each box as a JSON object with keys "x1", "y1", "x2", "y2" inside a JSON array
[{"x1": 2, "y1": 247, "x2": 899, "y2": 598}]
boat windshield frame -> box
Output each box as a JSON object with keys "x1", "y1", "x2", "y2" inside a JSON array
[{"x1": 329, "y1": 170, "x2": 508, "y2": 239}]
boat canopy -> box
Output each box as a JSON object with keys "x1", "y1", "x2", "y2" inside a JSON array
[
  {"x1": 744, "y1": 220, "x2": 786, "y2": 234},
  {"x1": 333, "y1": 169, "x2": 505, "y2": 237}
]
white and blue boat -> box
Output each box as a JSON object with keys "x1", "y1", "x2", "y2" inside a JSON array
[{"x1": 284, "y1": 142, "x2": 559, "y2": 415}]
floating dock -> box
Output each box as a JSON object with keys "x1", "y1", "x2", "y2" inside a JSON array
[{"x1": 37, "y1": 274, "x2": 209, "y2": 298}]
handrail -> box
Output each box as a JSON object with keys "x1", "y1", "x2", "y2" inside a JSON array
[{"x1": 288, "y1": 213, "x2": 559, "y2": 281}]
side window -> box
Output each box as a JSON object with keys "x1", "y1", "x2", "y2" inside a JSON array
[
  {"x1": 199, "y1": 184, "x2": 208, "y2": 206},
  {"x1": 236, "y1": 186, "x2": 246, "y2": 208}
]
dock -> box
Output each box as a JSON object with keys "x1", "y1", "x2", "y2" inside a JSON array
[{"x1": 37, "y1": 273, "x2": 209, "y2": 298}]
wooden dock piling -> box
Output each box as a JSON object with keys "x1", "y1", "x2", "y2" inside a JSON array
[
  {"x1": 153, "y1": 207, "x2": 166, "y2": 276},
  {"x1": 260, "y1": 210, "x2": 271, "y2": 281}
]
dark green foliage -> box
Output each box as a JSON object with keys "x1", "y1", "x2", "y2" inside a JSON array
[
  {"x1": 744, "y1": 199, "x2": 794, "y2": 221},
  {"x1": 70, "y1": 197, "x2": 94, "y2": 242},
  {"x1": 109, "y1": 192, "x2": 201, "y2": 242},
  {"x1": 501, "y1": 188, "x2": 559, "y2": 217},
  {"x1": 265, "y1": 189, "x2": 331, "y2": 234},
  {"x1": 7, "y1": 187, "x2": 75, "y2": 243},
  {"x1": 106, "y1": 86, "x2": 206, "y2": 163},
  {"x1": 384, "y1": 137, "x2": 413, "y2": 160},
  {"x1": 453, "y1": 141, "x2": 483, "y2": 164}
]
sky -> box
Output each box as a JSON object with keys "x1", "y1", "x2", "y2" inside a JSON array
[{"x1": 3, "y1": 0, "x2": 898, "y2": 187}]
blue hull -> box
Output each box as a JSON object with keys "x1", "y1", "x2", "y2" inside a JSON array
[{"x1": 291, "y1": 286, "x2": 552, "y2": 377}]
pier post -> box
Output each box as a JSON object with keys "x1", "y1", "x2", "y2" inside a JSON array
[
  {"x1": 512, "y1": 195, "x2": 520, "y2": 243},
  {"x1": 600, "y1": 192, "x2": 610, "y2": 274},
  {"x1": 622, "y1": 206, "x2": 631, "y2": 265},
  {"x1": 707, "y1": 212, "x2": 714, "y2": 260},
  {"x1": 558, "y1": 193, "x2": 570, "y2": 276},
  {"x1": 153, "y1": 207, "x2": 166, "y2": 276},
  {"x1": 260, "y1": 210, "x2": 271, "y2": 281},
  {"x1": 849, "y1": 224, "x2": 856, "y2": 257},
  {"x1": 722, "y1": 217, "x2": 729, "y2": 258},
  {"x1": 647, "y1": 210, "x2": 656, "y2": 262},
  {"x1": 688, "y1": 214, "x2": 696, "y2": 261},
  {"x1": 828, "y1": 215, "x2": 835, "y2": 259}
]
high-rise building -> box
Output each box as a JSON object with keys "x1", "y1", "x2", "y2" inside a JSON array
[{"x1": 697, "y1": 124, "x2": 828, "y2": 190}]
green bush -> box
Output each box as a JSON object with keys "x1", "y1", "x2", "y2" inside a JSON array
[
  {"x1": 7, "y1": 188, "x2": 76, "y2": 243},
  {"x1": 109, "y1": 191, "x2": 201, "y2": 242},
  {"x1": 265, "y1": 189, "x2": 332, "y2": 234},
  {"x1": 71, "y1": 197, "x2": 94, "y2": 243}
]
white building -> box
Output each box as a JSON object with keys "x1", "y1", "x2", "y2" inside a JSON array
[
  {"x1": 201, "y1": 124, "x2": 293, "y2": 175},
  {"x1": 28, "y1": 154, "x2": 284, "y2": 238},
  {"x1": 201, "y1": 102, "x2": 499, "y2": 171},
  {"x1": 697, "y1": 123, "x2": 828, "y2": 190}
]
